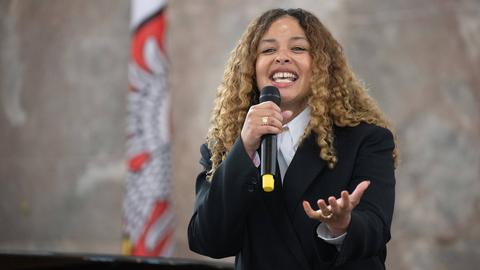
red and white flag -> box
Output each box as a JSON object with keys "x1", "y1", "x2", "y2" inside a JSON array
[{"x1": 123, "y1": 0, "x2": 174, "y2": 257}]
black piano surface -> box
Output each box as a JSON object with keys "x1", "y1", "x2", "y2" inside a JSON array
[{"x1": 0, "y1": 251, "x2": 234, "y2": 270}]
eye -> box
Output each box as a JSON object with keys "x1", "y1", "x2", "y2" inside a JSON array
[
  {"x1": 292, "y1": 46, "x2": 307, "y2": 52},
  {"x1": 260, "y1": 48, "x2": 275, "y2": 54}
]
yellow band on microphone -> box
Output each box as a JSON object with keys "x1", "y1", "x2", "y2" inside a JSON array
[{"x1": 262, "y1": 174, "x2": 274, "y2": 192}]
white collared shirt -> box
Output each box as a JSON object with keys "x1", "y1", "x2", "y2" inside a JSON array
[{"x1": 277, "y1": 106, "x2": 310, "y2": 181}]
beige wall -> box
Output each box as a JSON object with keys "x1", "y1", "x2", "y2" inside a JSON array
[{"x1": 1, "y1": 0, "x2": 479, "y2": 269}]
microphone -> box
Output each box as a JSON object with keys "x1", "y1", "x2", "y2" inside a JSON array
[{"x1": 259, "y1": 86, "x2": 281, "y2": 192}]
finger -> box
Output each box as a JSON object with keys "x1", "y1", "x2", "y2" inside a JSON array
[
  {"x1": 256, "y1": 109, "x2": 284, "y2": 124},
  {"x1": 248, "y1": 110, "x2": 283, "y2": 129},
  {"x1": 243, "y1": 119, "x2": 282, "y2": 138},
  {"x1": 317, "y1": 199, "x2": 331, "y2": 215},
  {"x1": 350, "y1": 180, "x2": 370, "y2": 206},
  {"x1": 340, "y1": 191, "x2": 350, "y2": 210},
  {"x1": 303, "y1": 201, "x2": 320, "y2": 219},
  {"x1": 256, "y1": 101, "x2": 281, "y2": 112},
  {"x1": 281, "y1": 110, "x2": 293, "y2": 124},
  {"x1": 261, "y1": 115, "x2": 283, "y2": 130},
  {"x1": 328, "y1": 196, "x2": 340, "y2": 214},
  {"x1": 248, "y1": 104, "x2": 282, "y2": 122},
  {"x1": 251, "y1": 101, "x2": 282, "y2": 114},
  {"x1": 252, "y1": 102, "x2": 281, "y2": 115},
  {"x1": 258, "y1": 125, "x2": 283, "y2": 135}
]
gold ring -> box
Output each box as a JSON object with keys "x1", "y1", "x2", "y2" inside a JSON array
[{"x1": 261, "y1": 116, "x2": 268, "y2": 126}]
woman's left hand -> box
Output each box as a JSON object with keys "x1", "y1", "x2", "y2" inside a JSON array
[{"x1": 302, "y1": 180, "x2": 370, "y2": 237}]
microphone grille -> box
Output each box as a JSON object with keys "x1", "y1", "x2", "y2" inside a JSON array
[{"x1": 259, "y1": 86, "x2": 281, "y2": 105}]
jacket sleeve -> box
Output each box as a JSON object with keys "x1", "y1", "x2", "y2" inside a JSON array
[
  {"x1": 334, "y1": 126, "x2": 396, "y2": 266},
  {"x1": 187, "y1": 137, "x2": 260, "y2": 258}
]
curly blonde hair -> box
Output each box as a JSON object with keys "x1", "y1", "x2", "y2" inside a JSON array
[{"x1": 206, "y1": 8, "x2": 398, "y2": 178}]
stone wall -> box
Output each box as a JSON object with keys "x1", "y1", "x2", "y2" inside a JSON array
[
  {"x1": 1, "y1": 0, "x2": 479, "y2": 269},
  {"x1": 0, "y1": 0, "x2": 130, "y2": 253}
]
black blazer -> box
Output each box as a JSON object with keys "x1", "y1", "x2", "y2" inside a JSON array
[{"x1": 188, "y1": 123, "x2": 396, "y2": 270}]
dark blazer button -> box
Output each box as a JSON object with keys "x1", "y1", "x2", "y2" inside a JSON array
[{"x1": 247, "y1": 176, "x2": 258, "y2": 192}]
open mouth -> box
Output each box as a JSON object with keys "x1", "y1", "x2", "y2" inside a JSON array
[{"x1": 270, "y1": 71, "x2": 298, "y2": 83}]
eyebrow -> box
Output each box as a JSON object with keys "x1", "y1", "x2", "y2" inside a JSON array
[{"x1": 259, "y1": 36, "x2": 308, "y2": 43}]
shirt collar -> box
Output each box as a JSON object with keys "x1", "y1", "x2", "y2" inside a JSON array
[{"x1": 283, "y1": 106, "x2": 311, "y2": 148}]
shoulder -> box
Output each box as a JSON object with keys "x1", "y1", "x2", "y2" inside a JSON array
[
  {"x1": 334, "y1": 122, "x2": 394, "y2": 148},
  {"x1": 335, "y1": 122, "x2": 393, "y2": 139}
]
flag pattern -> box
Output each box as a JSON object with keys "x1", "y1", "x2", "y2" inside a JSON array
[{"x1": 123, "y1": 0, "x2": 175, "y2": 257}]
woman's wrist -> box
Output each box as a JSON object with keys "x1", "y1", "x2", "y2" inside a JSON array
[
  {"x1": 240, "y1": 136, "x2": 257, "y2": 159},
  {"x1": 327, "y1": 216, "x2": 350, "y2": 237}
]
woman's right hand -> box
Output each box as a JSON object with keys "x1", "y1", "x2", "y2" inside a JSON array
[{"x1": 240, "y1": 101, "x2": 292, "y2": 158}]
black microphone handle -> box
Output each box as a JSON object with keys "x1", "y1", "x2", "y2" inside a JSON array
[
  {"x1": 260, "y1": 134, "x2": 277, "y2": 177},
  {"x1": 258, "y1": 86, "x2": 280, "y2": 192}
]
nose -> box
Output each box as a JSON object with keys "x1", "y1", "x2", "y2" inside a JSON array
[
  {"x1": 275, "y1": 50, "x2": 290, "y2": 64},
  {"x1": 275, "y1": 56, "x2": 290, "y2": 64}
]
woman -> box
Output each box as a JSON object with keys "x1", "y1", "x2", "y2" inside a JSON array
[{"x1": 188, "y1": 8, "x2": 397, "y2": 270}]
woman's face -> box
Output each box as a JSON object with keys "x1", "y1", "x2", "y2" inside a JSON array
[{"x1": 255, "y1": 16, "x2": 312, "y2": 115}]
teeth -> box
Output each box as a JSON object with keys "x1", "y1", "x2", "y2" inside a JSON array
[
  {"x1": 272, "y1": 72, "x2": 297, "y2": 82},
  {"x1": 275, "y1": 78, "x2": 293, "y2": 83},
  {"x1": 272, "y1": 72, "x2": 297, "y2": 79}
]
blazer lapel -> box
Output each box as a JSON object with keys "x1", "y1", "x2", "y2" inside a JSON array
[{"x1": 282, "y1": 133, "x2": 327, "y2": 217}]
